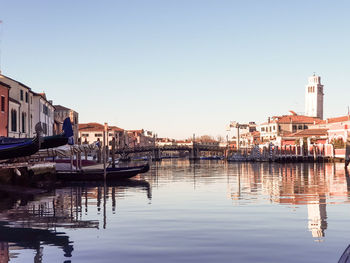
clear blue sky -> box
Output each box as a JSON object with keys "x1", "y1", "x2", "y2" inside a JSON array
[{"x1": 0, "y1": 0, "x2": 349, "y2": 139}]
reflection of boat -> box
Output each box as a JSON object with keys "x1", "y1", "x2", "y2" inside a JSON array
[
  {"x1": 62, "y1": 178, "x2": 150, "y2": 188},
  {"x1": 56, "y1": 163, "x2": 150, "y2": 181},
  {"x1": 0, "y1": 221, "x2": 73, "y2": 258},
  {"x1": 61, "y1": 179, "x2": 152, "y2": 199},
  {"x1": 338, "y1": 244, "x2": 350, "y2": 263}
]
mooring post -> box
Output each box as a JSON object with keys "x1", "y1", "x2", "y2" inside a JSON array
[
  {"x1": 103, "y1": 122, "x2": 108, "y2": 180},
  {"x1": 112, "y1": 137, "x2": 116, "y2": 168}
]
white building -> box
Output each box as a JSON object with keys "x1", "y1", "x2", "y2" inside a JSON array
[
  {"x1": 305, "y1": 74, "x2": 324, "y2": 120},
  {"x1": 0, "y1": 74, "x2": 33, "y2": 138},
  {"x1": 31, "y1": 92, "x2": 55, "y2": 136},
  {"x1": 79, "y1": 123, "x2": 125, "y2": 148}
]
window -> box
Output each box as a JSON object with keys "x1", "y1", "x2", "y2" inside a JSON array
[
  {"x1": 95, "y1": 133, "x2": 102, "y2": 137},
  {"x1": 304, "y1": 125, "x2": 308, "y2": 129},
  {"x1": 42, "y1": 123, "x2": 47, "y2": 135},
  {"x1": 11, "y1": 109, "x2": 17, "y2": 132},
  {"x1": 292, "y1": 125, "x2": 297, "y2": 132},
  {"x1": 22, "y1": 112, "x2": 26, "y2": 133},
  {"x1": 273, "y1": 126, "x2": 275, "y2": 130},
  {"x1": 25, "y1": 92, "x2": 28, "y2": 103},
  {"x1": 1, "y1": 96, "x2": 4, "y2": 112},
  {"x1": 43, "y1": 105, "x2": 48, "y2": 115},
  {"x1": 81, "y1": 133, "x2": 89, "y2": 137},
  {"x1": 20, "y1": 90, "x2": 23, "y2": 101},
  {"x1": 298, "y1": 125, "x2": 303, "y2": 129},
  {"x1": 109, "y1": 133, "x2": 113, "y2": 136}
]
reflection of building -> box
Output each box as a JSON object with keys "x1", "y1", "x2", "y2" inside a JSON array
[
  {"x1": 227, "y1": 162, "x2": 350, "y2": 240},
  {"x1": 307, "y1": 197, "x2": 327, "y2": 239}
]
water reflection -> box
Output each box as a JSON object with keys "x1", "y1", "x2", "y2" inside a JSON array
[
  {"x1": 0, "y1": 179, "x2": 151, "y2": 262},
  {"x1": 224, "y1": 162, "x2": 350, "y2": 241}
]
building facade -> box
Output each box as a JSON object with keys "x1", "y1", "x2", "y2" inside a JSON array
[
  {"x1": 0, "y1": 81, "x2": 10, "y2": 137},
  {"x1": 258, "y1": 113, "x2": 321, "y2": 145},
  {"x1": 54, "y1": 105, "x2": 79, "y2": 143},
  {"x1": 79, "y1": 123, "x2": 125, "y2": 148},
  {"x1": 31, "y1": 92, "x2": 55, "y2": 136},
  {"x1": 0, "y1": 74, "x2": 33, "y2": 138},
  {"x1": 305, "y1": 74, "x2": 324, "y2": 120}
]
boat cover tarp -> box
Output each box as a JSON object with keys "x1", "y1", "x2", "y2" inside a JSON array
[{"x1": 31, "y1": 143, "x2": 98, "y2": 158}]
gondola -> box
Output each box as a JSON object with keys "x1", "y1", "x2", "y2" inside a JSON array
[
  {"x1": 0, "y1": 117, "x2": 73, "y2": 150},
  {"x1": 56, "y1": 163, "x2": 150, "y2": 181},
  {"x1": 0, "y1": 123, "x2": 42, "y2": 160}
]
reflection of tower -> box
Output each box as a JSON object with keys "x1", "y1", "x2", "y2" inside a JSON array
[
  {"x1": 307, "y1": 196, "x2": 327, "y2": 239},
  {"x1": 305, "y1": 74, "x2": 324, "y2": 119}
]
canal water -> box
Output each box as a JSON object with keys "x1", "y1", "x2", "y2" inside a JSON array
[{"x1": 0, "y1": 160, "x2": 350, "y2": 262}]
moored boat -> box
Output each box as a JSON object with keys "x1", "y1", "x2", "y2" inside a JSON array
[
  {"x1": 56, "y1": 163, "x2": 150, "y2": 181},
  {"x1": 0, "y1": 123, "x2": 42, "y2": 160},
  {"x1": 0, "y1": 117, "x2": 73, "y2": 150}
]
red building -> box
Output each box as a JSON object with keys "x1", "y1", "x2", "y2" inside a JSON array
[{"x1": 0, "y1": 81, "x2": 10, "y2": 137}]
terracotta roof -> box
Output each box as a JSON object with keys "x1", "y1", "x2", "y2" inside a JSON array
[
  {"x1": 287, "y1": 129, "x2": 329, "y2": 138},
  {"x1": 319, "y1": 115, "x2": 350, "y2": 124},
  {"x1": 79, "y1": 123, "x2": 124, "y2": 132},
  {"x1": 260, "y1": 115, "x2": 322, "y2": 126},
  {"x1": 276, "y1": 115, "x2": 321, "y2": 124},
  {"x1": 79, "y1": 123, "x2": 104, "y2": 131},
  {"x1": 109, "y1": 125, "x2": 124, "y2": 132}
]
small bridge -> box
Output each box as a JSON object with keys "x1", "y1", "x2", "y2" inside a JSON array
[{"x1": 115, "y1": 144, "x2": 230, "y2": 160}]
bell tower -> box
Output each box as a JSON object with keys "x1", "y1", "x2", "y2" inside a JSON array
[{"x1": 305, "y1": 74, "x2": 324, "y2": 119}]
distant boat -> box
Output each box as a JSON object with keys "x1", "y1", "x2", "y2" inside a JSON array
[
  {"x1": 0, "y1": 117, "x2": 73, "y2": 150},
  {"x1": 0, "y1": 123, "x2": 42, "y2": 160},
  {"x1": 56, "y1": 163, "x2": 150, "y2": 181}
]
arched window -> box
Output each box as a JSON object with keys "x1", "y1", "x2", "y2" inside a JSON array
[{"x1": 11, "y1": 109, "x2": 17, "y2": 132}]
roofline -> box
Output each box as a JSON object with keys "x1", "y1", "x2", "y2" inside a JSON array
[
  {"x1": 31, "y1": 91, "x2": 54, "y2": 107},
  {"x1": 0, "y1": 74, "x2": 32, "y2": 90},
  {"x1": 0, "y1": 81, "x2": 11, "y2": 89}
]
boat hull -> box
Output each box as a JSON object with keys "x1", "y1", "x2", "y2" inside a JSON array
[
  {"x1": 0, "y1": 136, "x2": 40, "y2": 160},
  {"x1": 56, "y1": 164, "x2": 150, "y2": 181}
]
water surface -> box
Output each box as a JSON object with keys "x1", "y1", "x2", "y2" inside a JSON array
[{"x1": 0, "y1": 160, "x2": 350, "y2": 263}]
